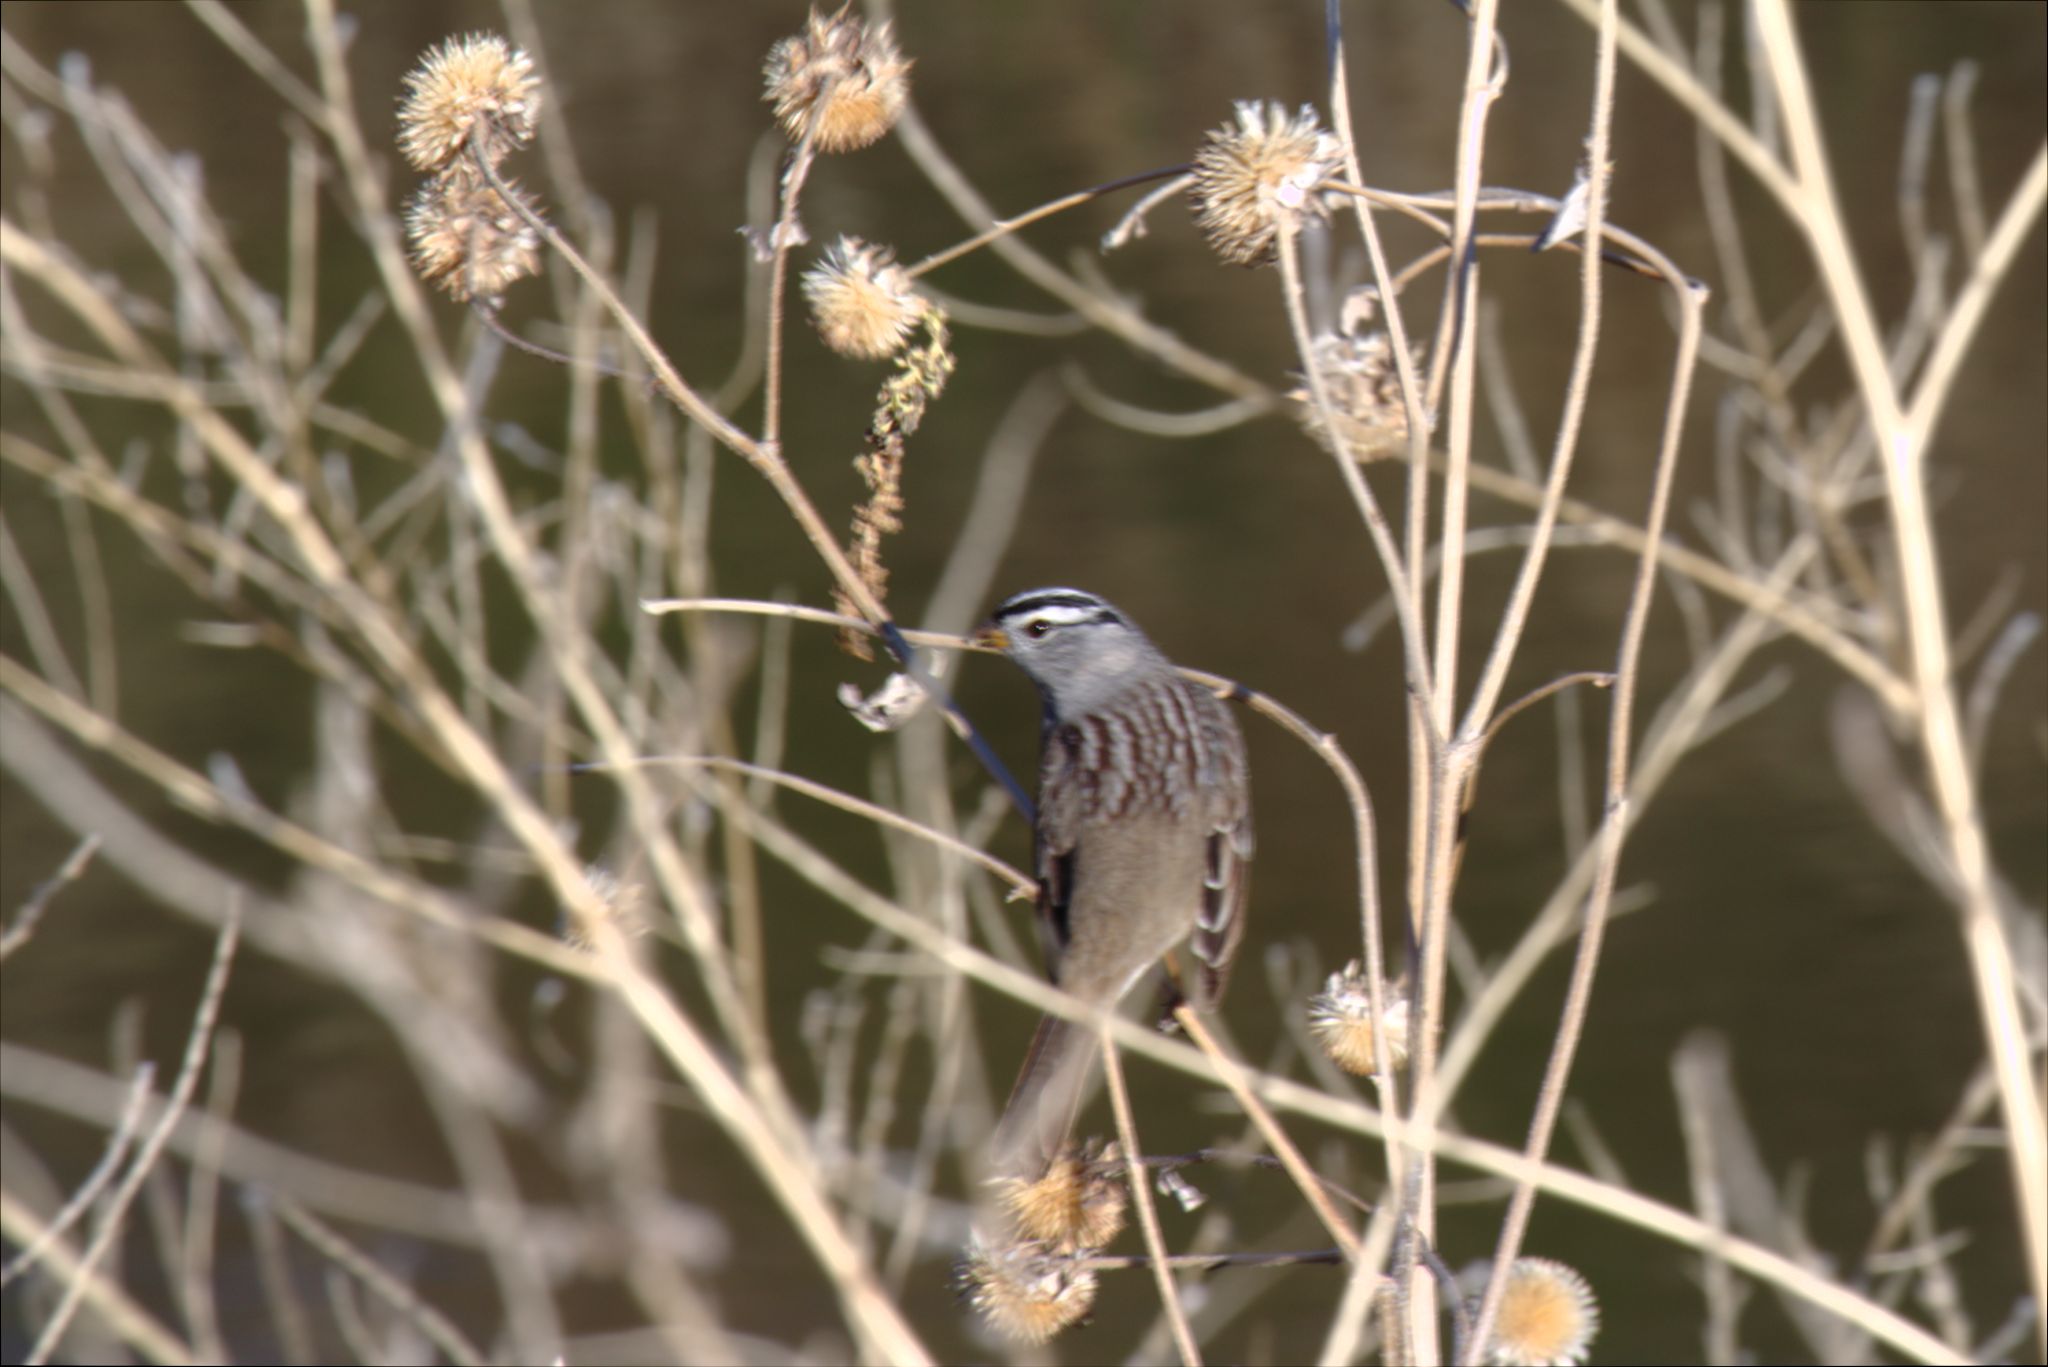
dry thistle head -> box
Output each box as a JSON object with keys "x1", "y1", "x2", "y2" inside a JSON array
[
  {"x1": 958, "y1": 1235, "x2": 1097, "y2": 1344},
  {"x1": 1308, "y1": 961, "x2": 1411, "y2": 1076},
  {"x1": 404, "y1": 165, "x2": 542, "y2": 303},
  {"x1": 764, "y1": 5, "x2": 911, "y2": 153},
  {"x1": 1290, "y1": 329, "x2": 1418, "y2": 461},
  {"x1": 559, "y1": 863, "x2": 651, "y2": 952},
  {"x1": 802, "y1": 237, "x2": 927, "y2": 360},
  {"x1": 991, "y1": 1139, "x2": 1129, "y2": 1251},
  {"x1": 1477, "y1": 1257, "x2": 1601, "y2": 1367},
  {"x1": 1189, "y1": 100, "x2": 1340, "y2": 266},
  {"x1": 397, "y1": 33, "x2": 541, "y2": 173}
]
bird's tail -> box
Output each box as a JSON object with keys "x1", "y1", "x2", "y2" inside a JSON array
[{"x1": 989, "y1": 1012, "x2": 1099, "y2": 1180}]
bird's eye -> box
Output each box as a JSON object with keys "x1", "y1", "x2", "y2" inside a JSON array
[{"x1": 1026, "y1": 620, "x2": 1051, "y2": 639}]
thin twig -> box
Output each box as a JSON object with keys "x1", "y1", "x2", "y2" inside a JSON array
[
  {"x1": 578, "y1": 753, "x2": 1031, "y2": 895},
  {"x1": 271, "y1": 1197, "x2": 485, "y2": 1367},
  {"x1": 1, "y1": 833, "x2": 100, "y2": 960},
  {"x1": 0, "y1": 1191, "x2": 195, "y2": 1366},
  {"x1": 1085, "y1": 1248, "x2": 1346, "y2": 1272},
  {"x1": 1479, "y1": 672, "x2": 1615, "y2": 754},
  {"x1": 27, "y1": 904, "x2": 239, "y2": 1365},
  {"x1": 1102, "y1": 1029, "x2": 1202, "y2": 1367},
  {"x1": 760, "y1": 125, "x2": 818, "y2": 450},
  {"x1": 906, "y1": 165, "x2": 1190, "y2": 277},
  {"x1": 0, "y1": 1061, "x2": 155, "y2": 1287},
  {"x1": 1174, "y1": 1006, "x2": 1361, "y2": 1262}
]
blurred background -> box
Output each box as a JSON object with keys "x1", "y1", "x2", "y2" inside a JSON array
[{"x1": 2, "y1": 2, "x2": 2042, "y2": 1362}]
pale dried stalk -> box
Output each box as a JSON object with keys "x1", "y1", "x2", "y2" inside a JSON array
[
  {"x1": 1102, "y1": 1031, "x2": 1202, "y2": 1365},
  {"x1": 1751, "y1": 1, "x2": 2046, "y2": 1335}
]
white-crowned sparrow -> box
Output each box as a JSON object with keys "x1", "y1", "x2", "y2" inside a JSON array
[{"x1": 975, "y1": 587, "x2": 1253, "y2": 1175}]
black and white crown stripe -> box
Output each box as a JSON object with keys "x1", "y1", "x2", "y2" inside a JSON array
[{"x1": 991, "y1": 588, "x2": 1126, "y2": 632}]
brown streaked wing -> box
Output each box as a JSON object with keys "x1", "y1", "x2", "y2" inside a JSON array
[{"x1": 1189, "y1": 684, "x2": 1252, "y2": 1006}]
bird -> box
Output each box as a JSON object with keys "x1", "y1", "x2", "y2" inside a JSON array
[{"x1": 974, "y1": 587, "x2": 1253, "y2": 1179}]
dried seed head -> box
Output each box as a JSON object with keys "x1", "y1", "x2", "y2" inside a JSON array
[
  {"x1": 1479, "y1": 1257, "x2": 1601, "y2": 1367},
  {"x1": 764, "y1": 5, "x2": 911, "y2": 153},
  {"x1": 833, "y1": 307, "x2": 954, "y2": 659},
  {"x1": 1189, "y1": 100, "x2": 1340, "y2": 266},
  {"x1": 558, "y1": 863, "x2": 652, "y2": 951},
  {"x1": 802, "y1": 237, "x2": 926, "y2": 359},
  {"x1": 398, "y1": 33, "x2": 541, "y2": 173},
  {"x1": 1290, "y1": 329, "x2": 1418, "y2": 461},
  {"x1": 404, "y1": 166, "x2": 542, "y2": 303},
  {"x1": 958, "y1": 1236, "x2": 1097, "y2": 1344},
  {"x1": 838, "y1": 672, "x2": 929, "y2": 732},
  {"x1": 992, "y1": 1139, "x2": 1129, "y2": 1251},
  {"x1": 1308, "y1": 961, "x2": 1411, "y2": 1076}
]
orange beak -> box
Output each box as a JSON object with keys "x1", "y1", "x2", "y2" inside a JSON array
[{"x1": 972, "y1": 625, "x2": 1010, "y2": 651}]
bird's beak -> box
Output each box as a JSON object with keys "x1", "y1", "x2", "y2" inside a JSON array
[{"x1": 972, "y1": 624, "x2": 1009, "y2": 651}]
